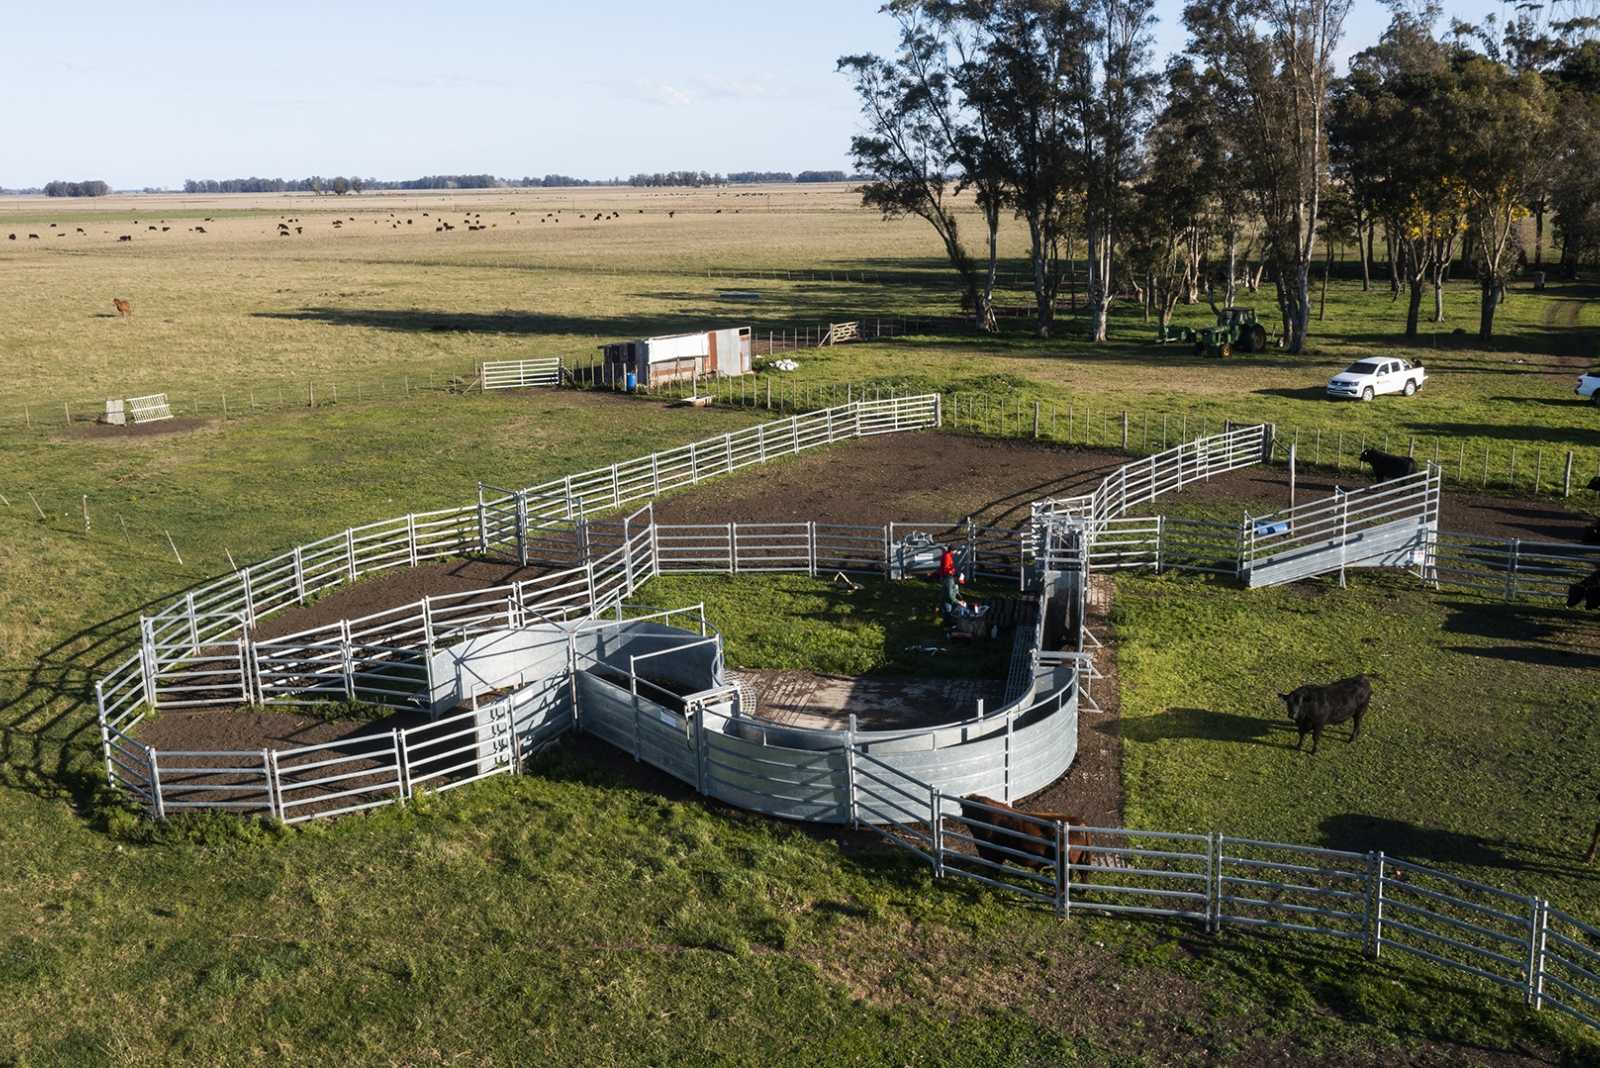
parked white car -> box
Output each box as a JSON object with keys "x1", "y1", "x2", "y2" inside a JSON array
[
  {"x1": 1575, "y1": 369, "x2": 1600, "y2": 404},
  {"x1": 1326, "y1": 358, "x2": 1427, "y2": 401}
]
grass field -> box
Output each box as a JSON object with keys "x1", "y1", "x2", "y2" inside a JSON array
[
  {"x1": 3, "y1": 184, "x2": 1599, "y2": 1065},
  {"x1": 3, "y1": 184, "x2": 1594, "y2": 490}
]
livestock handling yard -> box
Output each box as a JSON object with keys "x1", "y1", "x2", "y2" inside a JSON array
[{"x1": 88, "y1": 392, "x2": 1600, "y2": 1057}]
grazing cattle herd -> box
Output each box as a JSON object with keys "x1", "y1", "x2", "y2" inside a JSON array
[{"x1": 0, "y1": 203, "x2": 755, "y2": 248}]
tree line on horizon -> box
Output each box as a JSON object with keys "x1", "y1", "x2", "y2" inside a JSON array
[
  {"x1": 41, "y1": 180, "x2": 110, "y2": 197},
  {"x1": 173, "y1": 170, "x2": 858, "y2": 196},
  {"x1": 841, "y1": 0, "x2": 1600, "y2": 348}
]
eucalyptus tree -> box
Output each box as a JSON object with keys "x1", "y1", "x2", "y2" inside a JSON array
[
  {"x1": 1184, "y1": 0, "x2": 1354, "y2": 354},
  {"x1": 1068, "y1": 0, "x2": 1160, "y2": 342},
  {"x1": 838, "y1": 3, "x2": 1007, "y2": 332},
  {"x1": 1448, "y1": 54, "x2": 1556, "y2": 339},
  {"x1": 1332, "y1": 5, "x2": 1464, "y2": 338},
  {"x1": 951, "y1": 0, "x2": 1086, "y2": 337},
  {"x1": 1126, "y1": 67, "x2": 1213, "y2": 333}
]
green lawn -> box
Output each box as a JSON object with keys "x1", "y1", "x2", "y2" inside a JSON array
[
  {"x1": 4, "y1": 185, "x2": 1600, "y2": 1064},
  {"x1": 1113, "y1": 570, "x2": 1600, "y2": 915},
  {"x1": 637, "y1": 573, "x2": 1011, "y2": 681}
]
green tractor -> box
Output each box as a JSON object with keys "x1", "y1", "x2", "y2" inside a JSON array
[{"x1": 1193, "y1": 307, "x2": 1269, "y2": 358}]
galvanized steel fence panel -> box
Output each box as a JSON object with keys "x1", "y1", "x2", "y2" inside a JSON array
[
  {"x1": 481, "y1": 358, "x2": 562, "y2": 390},
  {"x1": 1428, "y1": 532, "x2": 1600, "y2": 603}
]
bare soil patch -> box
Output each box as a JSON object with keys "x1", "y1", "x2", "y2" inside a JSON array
[
  {"x1": 67, "y1": 416, "x2": 208, "y2": 440},
  {"x1": 648, "y1": 429, "x2": 1593, "y2": 541},
  {"x1": 1017, "y1": 573, "x2": 1124, "y2": 829},
  {"x1": 252, "y1": 557, "x2": 558, "y2": 641},
  {"x1": 133, "y1": 706, "x2": 425, "y2": 752},
  {"x1": 730, "y1": 668, "x2": 1003, "y2": 731}
]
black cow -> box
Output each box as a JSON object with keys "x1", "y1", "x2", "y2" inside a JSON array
[
  {"x1": 1279, "y1": 674, "x2": 1373, "y2": 754},
  {"x1": 1568, "y1": 568, "x2": 1600, "y2": 610},
  {"x1": 1587, "y1": 476, "x2": 1600, "y2": 493},
  {"x1": 1358, "y1": 448, "x2": 1417, "y2": 482},
  {"x1": 1582, "y1": 520, "x2": 1600, "y2": 547}
]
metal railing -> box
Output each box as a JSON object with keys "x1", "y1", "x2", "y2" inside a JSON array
[
  {"x1": 857, "y1": 755, "x2": 1600, "y2": 1036},
  {"x1": 480, "y1": 358, "x2": 562, "y2": 391},
  {"x1": 98, "y1": 394, "x2": 940, "y2": 723}
]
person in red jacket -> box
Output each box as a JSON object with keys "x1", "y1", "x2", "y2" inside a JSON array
[{"x1": 937, "y1": 548, "x2": 957, "y2": 580}]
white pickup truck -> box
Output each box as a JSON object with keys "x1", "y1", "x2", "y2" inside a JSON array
[{"x1": 1326, "y1": 358, "x2": 1427, "y2": 401}]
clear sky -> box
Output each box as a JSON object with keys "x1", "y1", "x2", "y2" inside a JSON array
[{"x1": 1, "y1": 0, "x2": 1514, "y2": 189}]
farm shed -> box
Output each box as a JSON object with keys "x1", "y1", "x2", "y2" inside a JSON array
[{"x1": 601, "y1": 326, "x2": 752, "y2": 387}]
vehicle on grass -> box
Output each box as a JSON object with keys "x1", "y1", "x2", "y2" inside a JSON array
[
  {"x1": 1326, "y1": 358, "x2": 1427, "y2": 401},
  {"x1": 1157, "y1": 307, "x2": 1270, "y2": 357},
  {"x1": 1576, "y1": 369, "x2": 1600, "y2": 405}
]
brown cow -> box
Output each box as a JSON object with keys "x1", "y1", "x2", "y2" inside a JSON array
[
  {"x1": 957, "y1": 795, "x2": 1095, "y2": 877},
  {"x1": 112, "y1": 298, "x2": 132, "y2": 318}
]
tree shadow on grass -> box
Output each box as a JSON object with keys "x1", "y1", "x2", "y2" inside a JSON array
[
  {"x1": 1318, "y1": 813, "x2": 1591, "y2": 878},
  {"x1": 1402, "y1": 422, "x2": 1600, "y2": 448},
  {"x1": 1488, "y1": 395, "x2": 1594, "y2": 409},
  {"x1": 1113, "y1": 706, "x2": 1298, "y2": 749},
  {"x1": 1435, "y1": 598, "x2": 1600, "y2": 668}
]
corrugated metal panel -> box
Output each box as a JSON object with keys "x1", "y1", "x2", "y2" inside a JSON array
[
  {"x1": 575, "y1": 671, "x2": 698, "y2": 786},
  {"x1": 704, "y1": 729, "x2": 851, "y2": 823}
]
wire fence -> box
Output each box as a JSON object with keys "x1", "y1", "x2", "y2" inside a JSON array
[
  {"x1": 0, "y1": 316, "x2": 949, "y2": 434},
  {"x1": 680, "y1": 383, "x2": 1600, "y2": 501}
]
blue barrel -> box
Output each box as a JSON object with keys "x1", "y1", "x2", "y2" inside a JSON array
[{"x1": 625, "y1": 371, "x2": 637, "y2": 393}]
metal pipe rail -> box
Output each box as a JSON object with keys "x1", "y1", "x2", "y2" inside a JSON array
[
  {"x1": 853, "y1": 753, "x2": 1600, "y2": 1037},
  {"x1": 1242, "y1": 466, "x2": 1440, "y2": 566}
]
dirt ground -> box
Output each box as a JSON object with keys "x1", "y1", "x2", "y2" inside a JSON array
[
  {"x1": 251, "y1": 557, "x2": 557, "y2": 641},
  {"x1": 254, "y1": 431, "x2": 1595, "y2": 645},
  {"x1": 650, "y1": 430, "x2": 1596, "y2": 541},
  {"x1": 1016, "y1": 574, "x2": 1124, "y2": 829},
  {"x1": 153, "y1": 430, "x2": 1594, "y2": 827},
  {"x1": 133, "y1": 706, "x2": 426, "y2": 752},
  {"x1": 131, "y1": 706, "x2": 436, "y2": 820},
  {"x1": 67, "y1": 415, "x2": 208, "y2": 439}
]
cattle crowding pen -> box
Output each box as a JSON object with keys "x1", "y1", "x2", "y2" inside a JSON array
[{"x1": 91, "y1": 393, "x2": 1600, "y2": 1036}]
